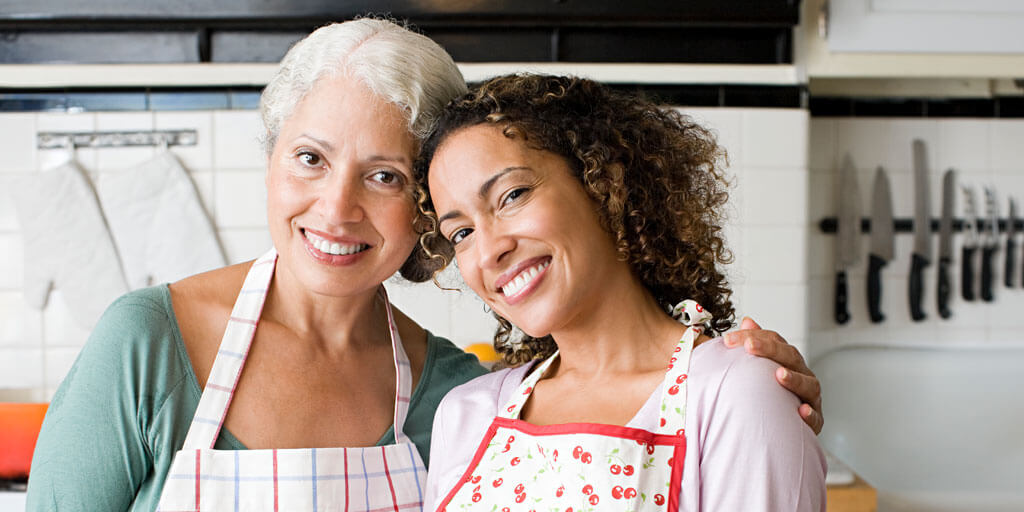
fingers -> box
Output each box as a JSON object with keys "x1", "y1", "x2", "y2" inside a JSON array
[
  {"x1": 799, "y1": 403, "x2": 824, "y2": 435},
  {"x1": 775, "y1": 366, "x2": 821, "y2": 408},
  {"x1": 739, "y1": 316, "x2": 760, "y2": 330}
]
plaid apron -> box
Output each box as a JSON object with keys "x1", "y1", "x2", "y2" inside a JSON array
[
  {"x1": 435, "y1": 300, "x2": 711, "y2": 512},
  {"x1": 157, "y1": 248, "x2": 426, "y2": 512}
]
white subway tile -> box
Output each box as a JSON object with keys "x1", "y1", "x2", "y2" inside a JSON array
[
  {"x1": 213, "y1": 110, "x2": 265, "y2": 170},
  {"x1": 835, "y1": 119, "x2": 891, "y2": 172},
  {"x1": 741, "y1": 225, "x2": 806, "y2": 284},
  {"x1": 885, "y1": 119, "x2": 940, "y2": 174},
  {"x1": 95, "y1": 112, "x2": 155, "y2": 169},
  {"x1": 0, "y1": 347, "x2": 43, "y2": 389},
  {"x1": 937, "y1": 120, "x2": 990, "y2": 173},
  {"x1": 0, "y1": 113, "x2": 38, "y2": 172},
  {"x1": 741, "y1": 109, "x2": 808, "y2": 168},
  {"x1": 155, "y1": 111, "x2": 215, "y2": 171},
  {"x1": 44, "y1": 347, "x2": 83, "y2": 390},
  {"x1": 0, "y1": 291, "x2": 42, "y2": 347},
  {"x1": 384, "y1": 278, "x2": 452, "y2": 342},
  {"x1": 742, "y1": 283, "x2": 806, "y2": 342},
  {"x1": 682, "y1": 108, "x2": 743, "y2": 168},
  {"x1": 808, "y1": 232, "x2": 834, "y2": 279},
  {"x1": 740, "y1": 169, "x2": 808, "y2": 226},
  {"x1": 808, "y1": 118, "x2": 837, "y2": 172},
  {"x1": 0, "y1": 233, "x2": 23, "y2": 289},
  {"x1": 41, "y1": 290, "x2": 95, "y2": 348},
  {"x1": 214, "y1": 170, "x2": 267, "y2": 227},
  {"x1": 218, "y1": 228, "x2": 273, "y2": 265},
  {"x1": 807, "y1": 170, "x2": 834, "y2": 222},
  {"x1": 189, "y1": 170, "x2": 217, "y2": 221},
  {"x1": 988, "y1": 119, "x2": 1024, "y2": 173}
]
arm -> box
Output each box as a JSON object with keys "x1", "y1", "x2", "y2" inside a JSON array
[
  {"x1": 695, "y1": 349, "x2": 827, "y2": 511},
  {"x1": 723, "y1": 317, "x2": 824, "y2": 434},
  {"x1": 25, "y1": 298, "x2": 156, "y2": 511}
]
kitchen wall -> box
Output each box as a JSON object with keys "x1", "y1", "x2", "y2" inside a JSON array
[
  {"x1": 0, "y1": 105, "x2": 810, "y2": 399},
  {"x1": 807, "y1": 116, "x2": 1024, "y2": 363}
]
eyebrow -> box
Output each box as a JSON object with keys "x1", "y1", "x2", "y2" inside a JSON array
[
  {"x1": 436, "y1": 166, "x2": 530, "y2": 225},
  {"x1": 298, "y1": 133, "x2": 333, "y2": 152}
]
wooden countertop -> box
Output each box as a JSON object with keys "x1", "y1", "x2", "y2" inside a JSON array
[{"x1": 827, "y1": 475, "x2": 877, "y2": 512}]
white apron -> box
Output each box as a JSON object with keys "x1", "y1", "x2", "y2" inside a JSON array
[
  {"x1": 157, "y1": 248, "x2": 426, "y2": 512},
  {"x1": 435, "y1": 300, "x2": 712, "y2": 512}
]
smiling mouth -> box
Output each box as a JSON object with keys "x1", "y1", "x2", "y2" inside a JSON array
[
  {"x1": 500, "y1": 259, "x2": 551, "y2": 297},
  {"x1": 302, "y1": 230, "x2": 369, "y2": 256}
]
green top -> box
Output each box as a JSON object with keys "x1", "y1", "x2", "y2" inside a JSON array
[{"x1": 25, "y1": 285, "x2": 487, "y2": 512}]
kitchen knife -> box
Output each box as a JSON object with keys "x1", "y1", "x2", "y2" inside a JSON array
[
  {"x1": 937, "y1": 169, "x2": 955, "y2": 319},
  {"x1": 981, "y1": 187, "x2": 999, "y2": 302},
  {"x1": 867, "y1": 167, "x2": 894, "y2": 323},
  {"x1": 909, "y1": 140, "x2": 932, "y2": 322},
  {"x1": 1006, "y1": 198, "x2": 1017, "y2": 288},
  {"x1": 961, "y1": 186, "x2": 979, "y2": 301},
  {"x1": 834, "y1": 154, "x2": 862, "y2": 325}
]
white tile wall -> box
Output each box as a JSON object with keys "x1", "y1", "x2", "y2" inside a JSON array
[
  {"x1": 0, "y1": 106, "x2": 812, "y2": 397},
  {"x1": 808, "y1": 117, "x2": 1024, "y2": 363}
]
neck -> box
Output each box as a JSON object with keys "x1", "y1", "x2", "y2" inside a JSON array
[
  {"x1": 262, "y1": 263, "x2": 389, "y2": 354},
  {"x1": 548, "y1": 272, "x2": 687, "y2": 379}
]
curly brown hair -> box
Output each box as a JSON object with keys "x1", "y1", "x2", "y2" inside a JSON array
[{"x1": 414, "y1": 73, "x2": 735, "y2": 366}]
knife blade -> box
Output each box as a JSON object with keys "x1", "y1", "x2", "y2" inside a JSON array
[
  {"x1": 834, "y1": 154, "x2": 862, "y2": 325},
  {"x1": 961, "y1": 186, "x2": 979, "y2": 301},
  {"x1": 981, "y1": 187, "x2": 999, "y2": 302},
  {"x1": 937, "y1": 169, "x2": 955, "y2": 319},
  {"x1": 867, "y1": 167, "x2": 894, "y2": 323},
  {"x1": 909, "y1": 140, "x2": 932, "y2": 322},
  {"x1": 1006, "y1": 198, "x2": 1017, "y2": 288}
]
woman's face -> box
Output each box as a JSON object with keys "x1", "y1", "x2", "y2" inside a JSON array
[
  {"x1": 265, "y1": 73, "x2": 419, "y2": 298},
  {"x1": 428, "y1": 124, "x2": 628, "y2": 337}
]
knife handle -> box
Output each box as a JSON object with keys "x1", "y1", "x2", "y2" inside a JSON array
[
  {"x1": 962, "y1": 246, "x2": 977, "y2": 301},
  {"x1": 937, "y1": 258, "x2": 952, "y2": 319},
  {"x1": 1006, "y1": 237, "x2": 1016, "y2": 288},
  {"x1": 909, "y1": 254, "x2": 928, "y2": 322},
  {"x1": 981, "y1": 245, "x2": 997, "y2": 302},
  {"x1": 835, "y1": 271, "x2": 850, "y2": 325},
  {"x1": 867, "y1": 255, "x2": 886, "y2": 323}
]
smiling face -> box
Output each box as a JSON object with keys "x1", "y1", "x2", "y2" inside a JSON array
[
  {"x1": 428, "y1": 124, "x2": 632, "y2": 338},
  {"x1": 265, "y1": 72, "x2": 419, "y2": 298}
]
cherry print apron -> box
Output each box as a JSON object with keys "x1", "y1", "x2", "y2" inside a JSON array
[
  {"x1": 436, "y1": 300, "x2": 711, "y2": 512},
  {"x1": 157, "y1": 248, "x2": 426, "y2": 512}
]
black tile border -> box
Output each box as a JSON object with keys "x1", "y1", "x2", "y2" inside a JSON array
[
  {"x1": 810, "y1": 96, "x2": 1024, "y2": 118},
  {"x1": 1, "y1": 84, "x2": 806, "y2": 112}
]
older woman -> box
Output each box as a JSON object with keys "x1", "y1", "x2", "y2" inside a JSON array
[
  {"x1": 419, "y1": 74, "x2": 826, "y2": 511},
  {"x1": 26, "y1": 20, "x2": 820, "y2": 512}
]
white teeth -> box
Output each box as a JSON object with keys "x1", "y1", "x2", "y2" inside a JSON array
[
  {"x1": 304, "y1": 231, "x2": 367, "y2": 256},
  {"x1": 501, "y1": 260, "x2": 550, "y2": 297}
]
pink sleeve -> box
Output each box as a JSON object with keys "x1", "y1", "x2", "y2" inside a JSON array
[{"x1": 688, "y1": 344, "x2": 827, "y2": 511}]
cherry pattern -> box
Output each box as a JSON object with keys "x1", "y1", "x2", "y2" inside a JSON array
[{"x1": 440, "y1": 299, "x2": 709, "y2": 511}]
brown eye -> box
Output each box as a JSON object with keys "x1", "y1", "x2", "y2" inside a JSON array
[{"x1": 298, "y1": 151, "x2": 321, "y2": 167}]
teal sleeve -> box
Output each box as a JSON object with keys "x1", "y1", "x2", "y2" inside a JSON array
[
  {"x1": 380, "y1": 332, "x2": 488, "y2": 466},
  {"x1": 25, "y1": 287, "x2": 191, "y2": 512}
]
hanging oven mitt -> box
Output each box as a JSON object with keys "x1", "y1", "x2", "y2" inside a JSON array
[
  {"x1": 9, "y1": 160, "x2": 129, "y2": 328},
  {"x1": 96, "y1": 151, "x2": 226, "y2": 289}
]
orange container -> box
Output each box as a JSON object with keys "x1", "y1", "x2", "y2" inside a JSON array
[{"x1": 0, "y1": 402, "x2": 48, "y2": 480}]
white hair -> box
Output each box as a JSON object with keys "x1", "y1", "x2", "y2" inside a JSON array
[{"x1": 259, "y1": 17, "x2": 468, "y2": 154}]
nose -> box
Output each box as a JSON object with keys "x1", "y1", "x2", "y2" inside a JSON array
[
  {"x1": 474, "y1": 221, "x2": 516, "y2": 271},
  {"x1": 317, "y1": 173, "x2": 365, "y2": 224}
]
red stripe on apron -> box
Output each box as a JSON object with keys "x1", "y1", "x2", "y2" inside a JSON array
[
  {"x1": 272, "y1": 449, "x2": 279, "y2": 512},
  {"x1": 344, "y1": 447, "x2": 350, "y2": 510},
  {"x1": 381, "y1": 446, "x2": 399, "y2": 511},
  {"x1": 194, "y1": 450, "x2": 201, "y2": 512}
]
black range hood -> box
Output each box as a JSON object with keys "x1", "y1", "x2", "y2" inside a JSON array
[{"x1": 0, "y1": 0, "x2": 800, "y2": 64}]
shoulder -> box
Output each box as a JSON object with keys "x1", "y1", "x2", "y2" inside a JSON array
[
  {"x1": 689, "y1": 337, "x2": 795, "y2": 407},
  {"x1": 436, "y1": 363, "x2": 532, "y2": 419},
  {"x1": 89, "y1": 285, "x2": 179, "y2": 348}
]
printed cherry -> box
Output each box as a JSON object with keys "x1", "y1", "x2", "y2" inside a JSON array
[
  {"x1": 572, "y1": 446, "x2": 583, "y2": 459},
  {"x1": 502, "y1": 444, "x2": 512, "y2": 453},
  {"x1": 624, "y1": 487, "x2": 637, "y2": 499},
  {"x1": 612, "y1": 486, "x2": 624, "y2": 499},
  {"x1": 553, "y1": 449, "x2": 559, "y2": 461},
  {"x1": 589, "y1": 495, "x2": 600, "y2": 505},
  {"x1": 581, "y1": 452, "x2": 593, "y2": 463},
  {"x1": 510, "y1": 457, "x2": 521, "y2": 466},
  {"x1": 516, "y1": 493, "x2": 527, "y2": 503},
  {"x1": 502, "y1": 508, "x2": 510, "y2": 512},
  {"x1": 556, "y1": 485, "x2": 565, "y2": 497},
  {"x1": 493, "y1": 478, "x2": 503, "y2": 488},
  {"x1": 646, "y1": 444, "x2": 655, "y2": 455},
  {"x1": 654, "y1": 493, "x2": 666, "y2": 506},
  {"x1": 507, "y1": 435, "x2": 516, "y2": 443},
  {"x1": 515, "y1": 484, "x2": 524, "y2": 494},
  {"x1": 668, "y1": 385, "x2": 680, "y2": 395},
  {"x1": 622, "y1": 465, "x2": 634, "y2": 476},
  {"x1": 676, "y1": 374, "x2": 687, "y2": 384},
  {"x1": 610, "y1": 464, "x2": 621, "y2": 474},
  {"x1": 472, "y1": 493, "x2": 482, "y2": 503},
  {"x1": 471, "y1": 475, "x2": 482, "y2": 484},
  {"x1": 582, "y1": 484, "x2": 594, "y2": 495}
]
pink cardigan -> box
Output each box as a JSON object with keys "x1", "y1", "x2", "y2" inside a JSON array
[{"x1": 425, "y1": 338, "x2": 827, "y2": 511}]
